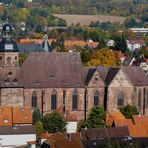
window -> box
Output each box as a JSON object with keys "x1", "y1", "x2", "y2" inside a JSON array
[
  {"x1": 51, "y1": 90, "x2": 57, "y2": 110},
  {"x1": 32, "y1": 91, "x2": 37, "y2": 108},
  {"x1": 94, "y1": 91, "x2": 99, "y2": 106},
  {"x1": 15, "y1": 56, "x2": 17, "y2": 60},
  {"x1": 7, "y1": 57, "x2": 11, "y2": 64},
  {"x1": 138, "y1": 90, "x2": 141, "y2": 108},
  {"x1": 117, "y1": 92, "x2": 124, "y2": 108},
  {"x1": 72, "y1": 90, "x2": 78, "y2": 111}
]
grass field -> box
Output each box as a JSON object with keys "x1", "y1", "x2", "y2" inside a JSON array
[{"x1": 54, "y1": 14, "x2": 127, "y2": 26}]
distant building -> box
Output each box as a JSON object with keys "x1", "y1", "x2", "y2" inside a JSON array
[
  {"x1": 0, "y1": 126, "x2": 36, "y2": 147},
  {"x1": 42, "y1": 133, "x2": 83, "y2": 148},
  {"x1": 104, "y1": 39, "x2": 115, "y2": 47},
  {"x1": 127, "y1": 40, "x2": 145, "y2": 51},
  {"x1": 129, "y1": 28, "x2": 148, "y2": 35}
]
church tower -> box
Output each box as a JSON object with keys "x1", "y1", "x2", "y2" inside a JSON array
[{"x1": 0, "y1": 23, "x2": 19, "y2": 67}]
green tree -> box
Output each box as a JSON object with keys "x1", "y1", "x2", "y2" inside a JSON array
[
  {"x1": 42, "y1": 111, "x2": 67, "y2": 133},
  {"x1": 113, "y1": 35, "x2": 127, "y2": 52},
  {"x1": 19, "y1": 52, "x2": 27, "y2": 65},
  {"x1": 120, "y1": 104, "x2": 139, "y2": 119},
  {"x1": 82, "y1": 106, "x2": 106, "y2": 128},
  {"x1": 32, "y1": 107, "x2": 42, "y2": 124},
  {"x1": 34, "y1": 121, "x2": 44, "y2": 138}
]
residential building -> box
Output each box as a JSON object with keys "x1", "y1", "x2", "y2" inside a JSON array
[
  {"x1": 127, "y1": 39, "x2": 145, "y2": 51},
  {"x1": 41, "y1": 133, "x2": 83, "y2": 148},
  {"x1": 0, "y1": 126, "x2": 36, "y2": 147}
]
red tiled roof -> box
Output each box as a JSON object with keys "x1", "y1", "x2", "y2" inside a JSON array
[
  {"x1": 128, "y1": 40, "x2": 145, "y2": 44},
  {"x1": 39, "y1": 133, "x2": 52, "y2": 139},
  {"x1": 27, "y1": 141, "x2": 37, "y2": 145},
  {"x1": 0, "y1": 107, "x2": 32, "y2": 126},
  {"x1": 13, "y1": 107, "x2": 32, "y2": 124},
  {"x1": 128, "y1": 125, "x2": 148, "y2": 138},
  {"x1": 132, "y1": 115, "x2": 148, "y2": 126},
  {"x1": 44, "y1": 133, "x2": 82, "y2": 148},
  {"x1": 0, "y1": 107, "x2": 12, "y2": 126}
]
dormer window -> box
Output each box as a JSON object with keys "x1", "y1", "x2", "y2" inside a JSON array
[
  {"x1": 13, "y1": 79, "x2": 18, "y2": 84},
  {"x1": 8, "y1": 71, "x2": 12, "y2": 76},
  {"x1": 5, "y1": 78, "x2": 10, "y2": 85},
  {"x1": 35, "y1": 80, "x2": 40, "y2": 86}
]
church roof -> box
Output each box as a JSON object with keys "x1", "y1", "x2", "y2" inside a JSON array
[
  {"x1": 0, "y1": 67, "x2": 23, "y2": 88},
  {"x1": 122, "y1": 66, "x2": 148, "y2": 86},
  {"x1": 105, "y1": 67, "x2": 120, "y2": 86},
  {"x1": 19, "y1": 52, "x2": 84, "y2": 88}
]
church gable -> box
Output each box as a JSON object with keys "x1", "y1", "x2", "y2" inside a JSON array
[
  {"x1": 109, "y1": 69, "x2": 133, "y2": 88},
  {"x1": 87, "y1": 70, "x2": 105, "y2": 87}
]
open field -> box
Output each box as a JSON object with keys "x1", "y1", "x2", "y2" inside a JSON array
[{"x1": 54, "y1": 14, "x2": 127, "y2": 26}]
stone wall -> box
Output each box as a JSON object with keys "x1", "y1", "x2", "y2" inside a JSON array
[
  {"x1": 0, "y1": 88, "x2": 24, "y2": 107},
  {"x1": 0, "y1": 52, "x2": 19, "y2": 67}
]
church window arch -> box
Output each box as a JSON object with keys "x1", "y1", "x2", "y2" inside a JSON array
[
  {"x1": 51, "y1": 90, "x2": 57, "y2": 110},
  {"x1": 72, "y1": 89, "x2": 78, "y2": 111},
  {"x1": 117, "y1": 92, "x2": 124, "y2": 108},
  {"x1": 94, "y1": 91, "x2": 99, "y2": 106},
  {"x1": 32, "y1": 91, "x2": 37, "y2": 108}
]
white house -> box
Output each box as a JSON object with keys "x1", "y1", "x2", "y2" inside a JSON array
[
  {"x1": 67, "y1": 122, "x2": 78, "y2": 133},
  {"x1": 104, "y1": 39, "x2": 115, "y2": 47},
  {"x1": 0, "y1": 126, "x2": 36, "y2": 147},
  {"x1": 127, "y1": 40, "x2": 145, "y2": 51}
]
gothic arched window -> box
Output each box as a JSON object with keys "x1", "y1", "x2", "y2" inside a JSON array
[
  {"x1": 94, "y1": 91, "x2": 99, "y2": 106},
  {"x1": 72, "y1": 90, "x2": 78, "y2": 111},
  {"x1": 51, "y1": 90, "x2": 57, "y2": 110},
  {"x1": 138, "y1": 90, "x2": 142, "y2": 108},
  {"x1": 32, "y1": 91, "x2": 37, "y2": 108},
  {"x1": 117, "y1": 92, "x2": 124, "y2": 108}
]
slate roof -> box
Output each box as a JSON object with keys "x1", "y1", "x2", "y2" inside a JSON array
[
  {"x1": 18, "y1": 44, "x2": 43, "y2": 54},
  {"x1": 85, "y1": 68, "x2": 96, "y2": 85},
  {"x1": 84, "y1": 66, "x2": 109, "y2": 86},
  {"x1": 19, "y1": 52, "x2": 84, "y2": 88},
  {"x1": 0, "y1": 38, "x2": 19, "y2": 52},
  {"x1": 80, "y1": 127, "x2": 130, "y2": 140},
  {"x1": 0, "y1": 67, "x2": 23, "y2": 88},
  {"x1": 105, "y1": 67, "x2": 120, "y2": 86},
  {"x1": 0, "y1": 125, "x2": 35, "y2": 135},
  {"x1": 122, "y1": 66, "x2": 148, "y2": 86},
  {"x1": 96, "y1": 66, "x2": 109, "y2": 81}
]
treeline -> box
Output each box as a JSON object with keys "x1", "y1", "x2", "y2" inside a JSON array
[{"x1": 0, "y1": 0, "x2": 147, "y2": 36}]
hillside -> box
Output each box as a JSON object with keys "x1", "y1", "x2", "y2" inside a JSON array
[{"x1": 54, "y1": 14, "x2": 127, "y2": 26}]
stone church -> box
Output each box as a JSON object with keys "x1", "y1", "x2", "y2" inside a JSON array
[{"x1": 0, "y1": 24, "x2": 148, "y2": 120}]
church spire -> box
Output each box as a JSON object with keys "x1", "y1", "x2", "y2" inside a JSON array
[{"x1": 42, "y1": 26, "x2": 52, "y2": 52}]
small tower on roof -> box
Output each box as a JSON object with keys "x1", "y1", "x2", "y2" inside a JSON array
[
  {"x1": 0, "y1": 22, "x2": 19, "y2": 67},
  {"x1": 42, "y1": 26, "x2": 52, "y2": 52}
]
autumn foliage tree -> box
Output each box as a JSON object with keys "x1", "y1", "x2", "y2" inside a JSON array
[{"x1": 86, "y1": 47, "x2": 117, "y2": 66}]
